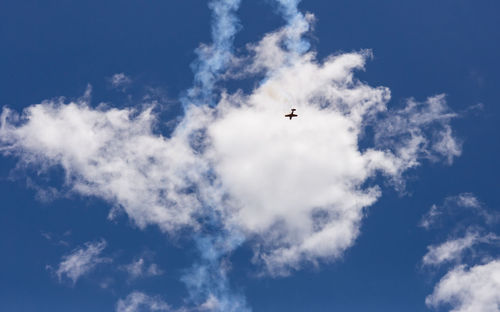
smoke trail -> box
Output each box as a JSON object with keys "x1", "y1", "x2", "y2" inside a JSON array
[
  {"x1": 182, "y1": 230, "x2": 250, "y2": 312},
  {"x1": 180, "y1": 1, "x2": 251, "y2": 310},
  {"x1": 180, "y1": 1, "x2": 312, "y2": 310},
  {"x1": 273, "y1": 0, "x2": 311, "y2": 54},
  {"x1": 187, "y1": 0, "x2": 242, "y2": 106}
]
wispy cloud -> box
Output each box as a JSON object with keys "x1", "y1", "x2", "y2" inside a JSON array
[
  {"x1": 420, "y1": 193, "x2": 498, "y2": 229},
  {"x1": 52, "y1": 239, "x2": 110, "y2": 285},
  {"x1": 422, "y1": 231, "x2": 500, "y2": 266},
  {"x1": 41, "y1": 230, "x2": 71, "y2": 247},
  {"x1": 122, "y1": 258, "x2": 163, "y2": 280},
  {"x1": 374, "y1": 94, "x2": 461, "y2": 170},
  {"x1": 116, "y1": 292, "x2": 171, "y2": 312},
  {"x1": 455, "y1": 193, "x2": 482, "y2": 208},
  {"x1": 421, "y1": 193, "x2": 500, "y2": 311},
  {"x1": 110, "y1": 73, "x2": 132, "y2": 90}
]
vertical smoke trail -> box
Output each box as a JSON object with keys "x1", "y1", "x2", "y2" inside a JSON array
[
  {"x1": 187, "y1": 0, "x2": 242, "y2": 106},
  {"x1": 181, "y1": 1, "x2": 312, "y2": 310},
  {"x1": 180, "y1": 1, "x2": 250, "y2": 311},
  {"x1": 182, "y1": 230, "x2": 250, "y2": 312},
  {"x1": 273, "y1": 0, "x2": 311, "y2": 54}
]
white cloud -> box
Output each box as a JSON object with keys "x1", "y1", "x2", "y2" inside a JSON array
[
  {"x1": 433, "y1": 125, "x2": 462, "y2": 164},
  {"x1": 374, "y1": 94, "x2": 461, "y2": 170},
  {"x1": 0, "y1": 101, "x2": 205, "y2": 233},
  {"x1": 420, "y1": 193, "x2": 498, "y2": 229},
  {"x1": 116, "y1": 292, "x2": 171, "y2": 312},
  {"x1": 202, "y1": 29, "x2": 460, "y2": 274},
  {"x1": 426, "y1": 260, "x2": 500, "y2": 312},
  {"x1": 455, "y1": 193, "x2": 481, "y2": 208},
  {"x1": 0, "y1": 18, "x2": 461, "y2": 276},
  {"x1": 420, "y1": 204, "x2": 441, "y2": 230},
  {"x1": 422, "y1": 194, "x2": 500, "y2": 310},
  {"x1": 123, "y1": 258, "x2": 163, "y2": 280},
  {"x1": 110, "y1": 73, "x2": 132, "y2": 90},
  {"x1": 54, "y1": 240, "x2": 110, "y2": 284},
  {"x1": 422, "y1": 231, "x2": 499, "y2": 266},
  {"x1": 199, "y1": 295, "x2": 221, "y2": 311}
]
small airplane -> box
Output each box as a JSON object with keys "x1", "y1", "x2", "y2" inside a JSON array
[{"x1": 285, "y1": 108, "x2": 298, "y2": 120}]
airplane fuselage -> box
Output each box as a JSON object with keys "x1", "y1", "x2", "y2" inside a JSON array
[{"x1": 285, "y1": 108, "x2": 298, "y2": 120}]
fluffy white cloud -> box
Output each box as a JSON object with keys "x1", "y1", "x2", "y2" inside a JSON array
[
  {"x1": 0, "y1": 100, "x2": 206, "y2": 233},
  {"x1": 426, "y1": 260, "x2": 500, "y2": 312},
  {"x1": 209, "y1": 54, "x2": 389, "y2": 274},
  {"x1": 54, "y1": 240, "x2": 110, "y2": 284},
  {"x1": 116, "y1": 292, "x2": 171, "y2": 312},
  {"x1": 423, "y1": 231, "x2": 499, "y2": 266},
  {"x1": 0, "y1": 19, "x2": 461, "y2": 275},
  {"x1": 203, "y1": 28, "x2": 460, "y2": 274}
]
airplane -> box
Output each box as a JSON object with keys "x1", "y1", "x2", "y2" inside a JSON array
[{"x1": 285, "y1": 108, "x2": 298, "y2": 120}]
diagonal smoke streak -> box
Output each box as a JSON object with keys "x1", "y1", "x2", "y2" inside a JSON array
[{"x1": 187, "y1": 0, "x2": 242, "y2": 106}]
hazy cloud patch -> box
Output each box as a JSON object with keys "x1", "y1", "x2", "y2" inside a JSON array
[
  {"x1": 420, "y1": 193, "x2": 498, "y2": 230},
  {"x1": 122, "y1": 258, "x2": 163, "y2": 280},
  {"x1": 52, "y1": 240, "x2": 110, "y2": 284},
  {"x1": 110, "y1": 73, "x2": 132, "y2": 90},
  {"x1": 423, "y1": 231, "x2": 500, "y2": 266},
  {"x1": 116, "y1": 292, "x2": 171, "y2": 312}
]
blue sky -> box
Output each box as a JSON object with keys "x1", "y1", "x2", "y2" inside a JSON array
[{"x1": 1, "y1": 1, "x2": 500, "y2": 311}]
